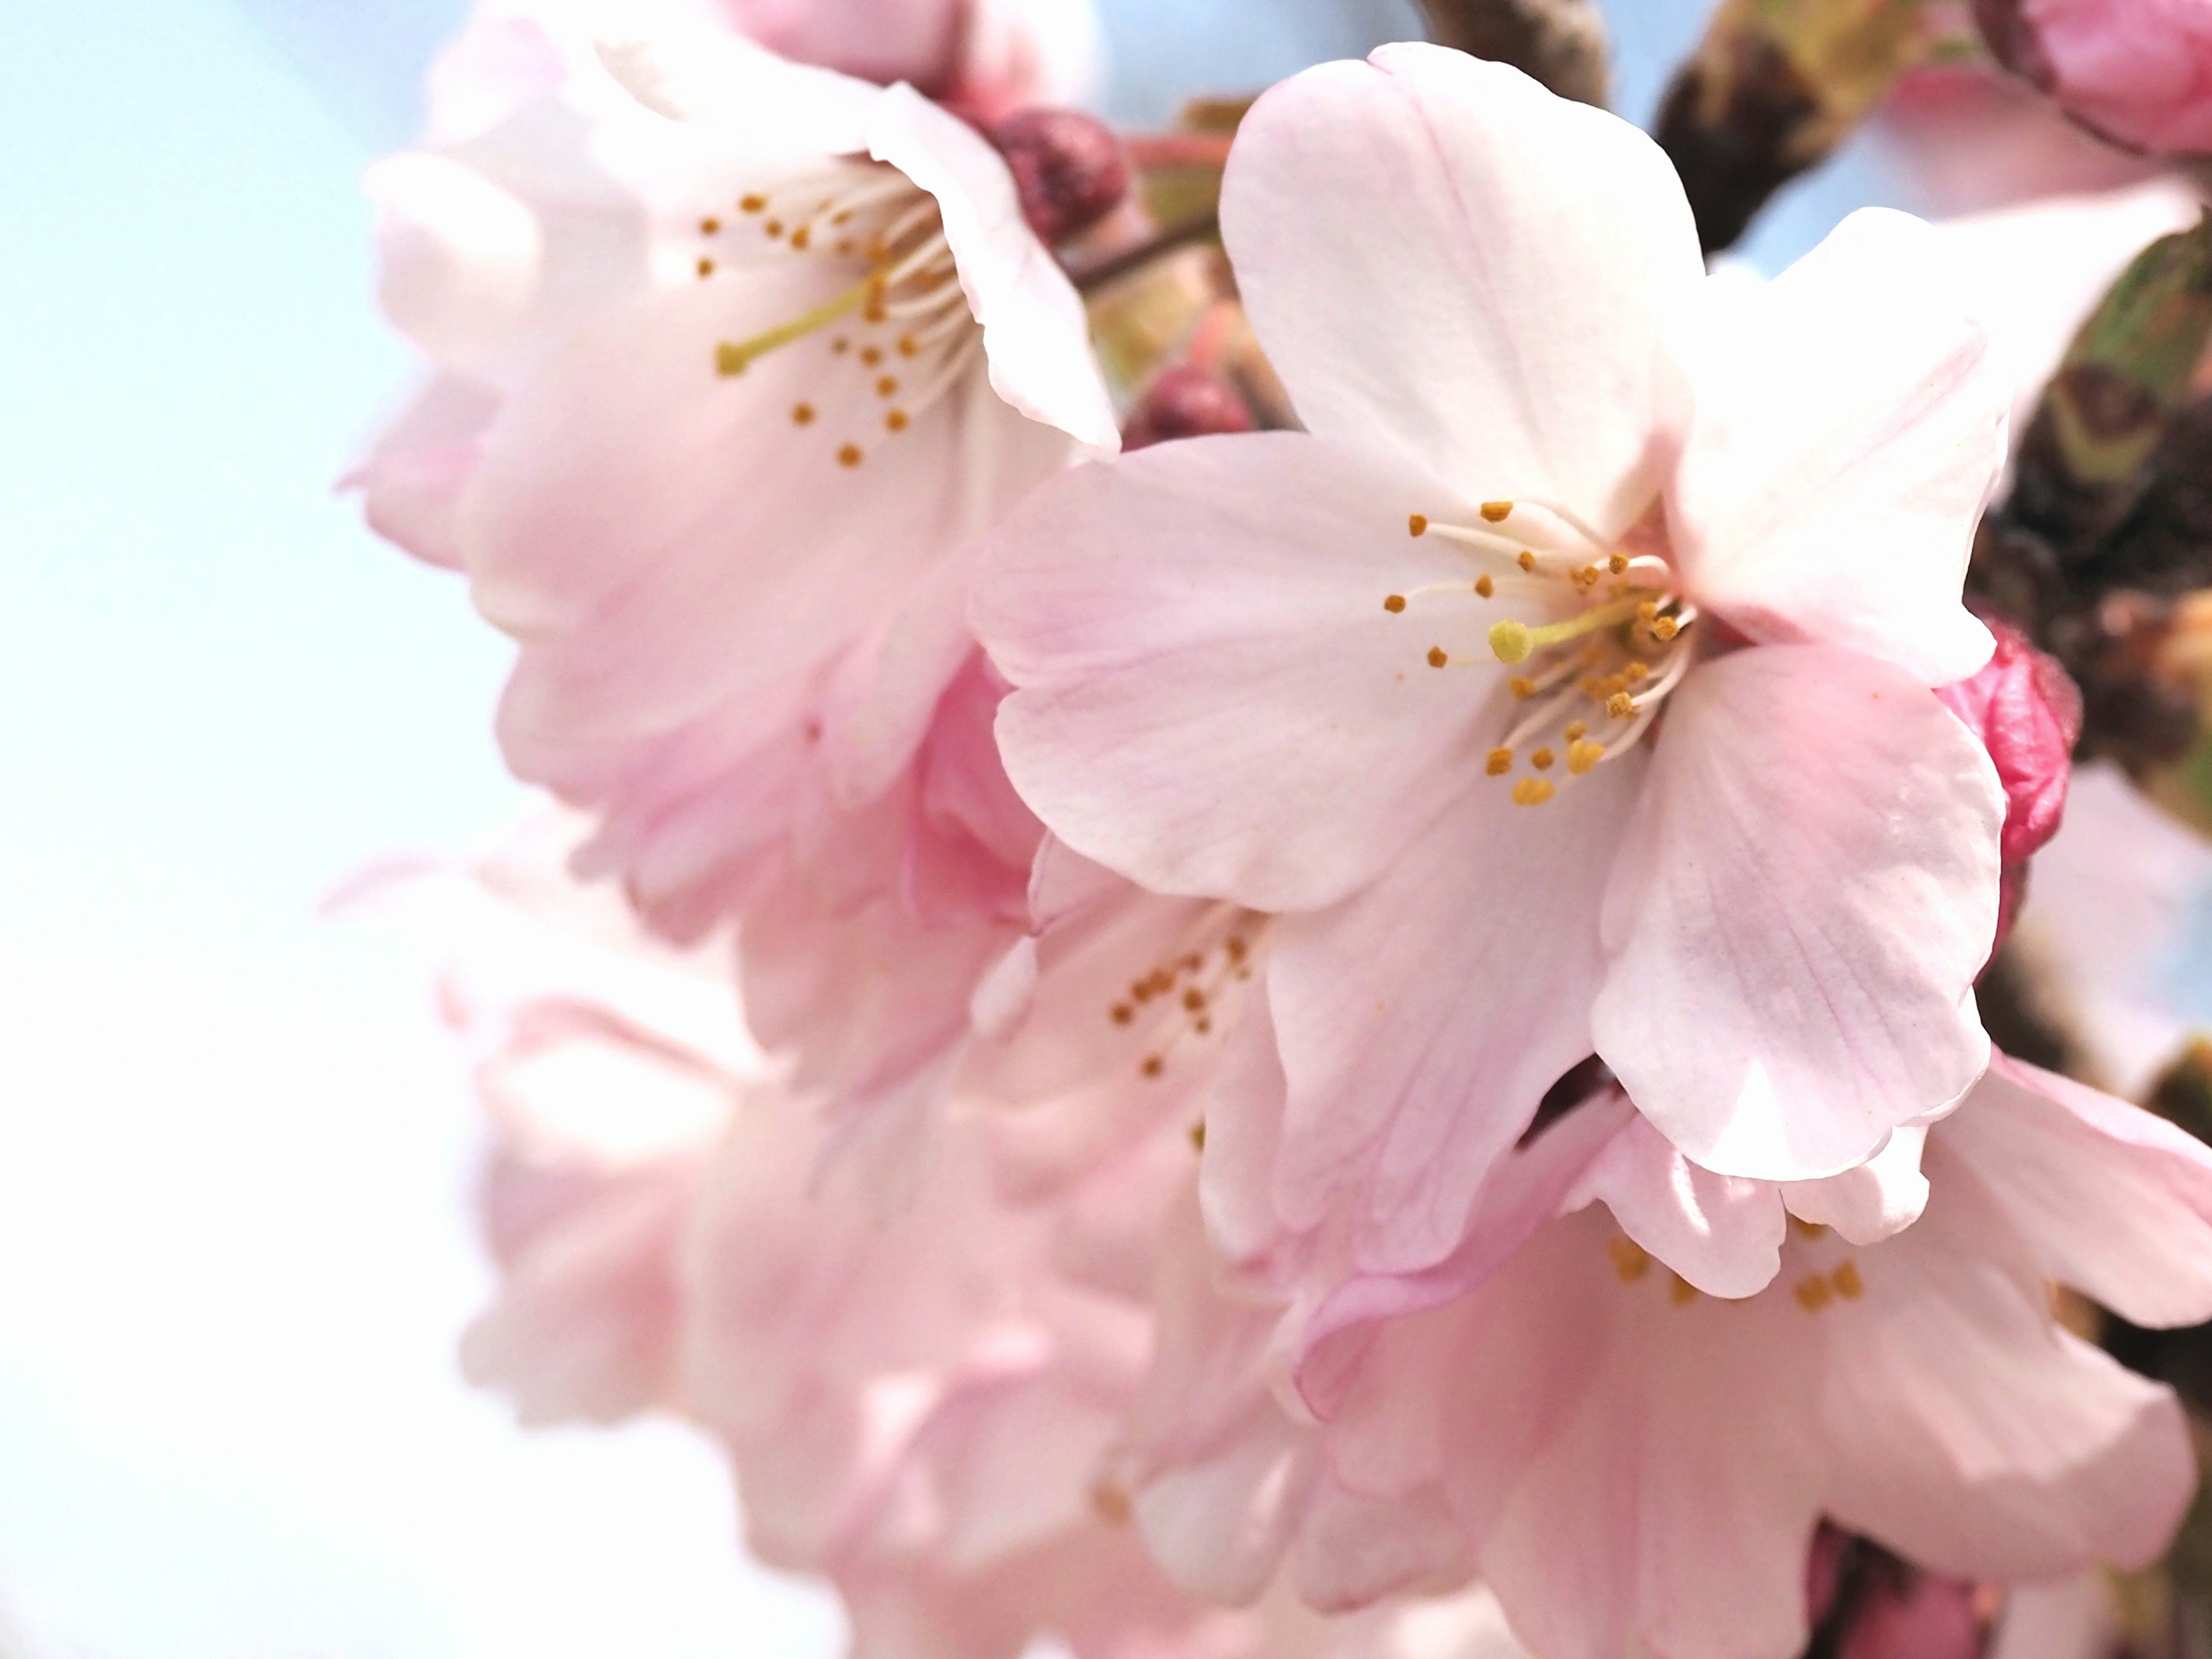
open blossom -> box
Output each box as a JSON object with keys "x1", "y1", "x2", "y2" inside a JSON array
[
  {"x1": 361, "y1": 19, "x2": 1118, "y2": 1135},
  {"x1": 1977, "y1": 0, "x2": 2212, "y2": 157},
  {"x1": 976, "y1": 44, "x2": 2009, "y2": 1296},
  {"x1": 1199, "y1": 1055, "x2": 2212, "y2": 1659}
]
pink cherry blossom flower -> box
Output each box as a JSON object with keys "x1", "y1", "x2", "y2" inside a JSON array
[
  {"x1": 976, "y1": 45, "x2": 2010, "y2": 1296},
  {"x1": 1978, "y1": 0, "x2": 2212, "y2": 157},
  {"x1": 1291, "y1": 1054, "x2": 2212, "y2": 1659},
  {"x1": 363, "y1": 23, "x2": 1112, "y2": 935}
]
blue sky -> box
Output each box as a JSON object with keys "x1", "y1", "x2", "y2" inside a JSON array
[{"x1": 0, "y1": 1, "x2": 1908, "y2": 1652}]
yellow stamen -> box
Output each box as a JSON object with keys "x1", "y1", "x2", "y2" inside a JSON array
[
  {"x1": 716, "y1": 270, "x2": 879, "y2": 375},
  {"x1": 1671, "y1": 1274, "x2": 1698, "y2": 1306},
  {"x1": 1509, "y1": 676, "x2": 1536, "y2": 699},
  {"x1": 1608, "y1": 553, "x2": 1629, "y2": 574},
  {"x1": 1512, "y1": 777, "x2": 1555, "y2": 806},
  {"x1": 885, "y1": 409, "x2": 909, "y2": 432},
  {"x1": 1408, "y1": 513, "x2": 1429, "y2": 537},
  {"x1": 791, "y1": 403, "x2": 815, "y2": 426},
  {"x1": 1426, "y1": 646, "x2": 1448, "y2": 668},
  {"x1": 1486, "y1": 747, "x2": 1513, "y2": 775},
  {"x1": 1480, "y1": 501, "x2": 1513, "y2": 522},
  {"x1": 1474, "y1": 574, "x2": 1494, "y2": 598},
  {"x1": 1563, "y1": 721, "x2": 1588, "y2": 741},
  {"x1": 1607, "y1": 1236, "x2": 1649, "y2": 1281},
  {"x1": 1567, "y1": 740, "x2": 1604, "y2": 774},
  {"x1": 837, "y1": 444, "x2": 863, "y2": 467},
  {"x1": 1383, "y1": 594, "x2": 1406, "y2": 613},
  {"x1": 1652, "y1": 616, "x2": 1680, "y2": 642},
  {"x1": 1605, "y1": 692, "x2": 1635, "y2": 719},
  {"x1": 1530, "y1": 747, "x2": 1555, "y2": 771},
  {"x1": 1516, "y1": 550, "x2": 1537, "y2": 572},
  {"x1": 1487, "y1": 596, "x2": 1646, "y2": 665},
  {"x1": 1793, "y1": 1276, "x2": 1834, "y2": 1313},
  {"x1": 1832, "y1": 1260, "x2": 1863, "y2": 1300}
]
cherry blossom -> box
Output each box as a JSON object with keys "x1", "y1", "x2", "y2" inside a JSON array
[
  {"x1": 978, "y1": 46, "x2": 2010, "y2": 1296},
  {"x1": 1270, "y1": 1055, "x2": 2212, "y2": 1659}
]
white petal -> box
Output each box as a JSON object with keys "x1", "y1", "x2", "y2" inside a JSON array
[
  {"x1": 867, "y1": 84, "x2": 1118, "y2": 450},
  {"x1": 1666, "y1": 209, "x2": 2005, "y2": 686},
  {"x1": 1221, "y1": 44, "x2": 1700, "y2": 532}
]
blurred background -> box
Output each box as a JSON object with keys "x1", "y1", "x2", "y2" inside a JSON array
[{"x1": 0, "y1": 1, "x2": 1992, "y2": 1652}]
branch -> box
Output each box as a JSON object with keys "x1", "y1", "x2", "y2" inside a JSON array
[{"x1": 1414, "y1": 0, "x2": 1610, "y2": 108}]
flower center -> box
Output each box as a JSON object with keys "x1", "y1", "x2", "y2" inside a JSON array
[
  {"x1": 1607, "y1": 1215, "x2": 1867, "y2": 1312},
  {"x1": 696, "y1": 162, "x2": 982, "y2": 469},
  {"x1": 1387, "y1": 499, "x2": 1698, "y2": 805},
  {"x1": 1107, "y1": 911, "x2": 1265, "y2": 1085}
]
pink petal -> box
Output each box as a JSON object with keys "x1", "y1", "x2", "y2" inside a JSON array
[
  {"x1": 1781, "y1": 1126, "x2": 1931, "y2": 1246},
  {"x1": 1594, "y1": 645, "x2": 2005, "y2": 1180},
  {"x1": 867, "y1": 84, "x2": 1119, "y2": 451},
  {"x1": 1222, "y1": 44, "x2": 1699, "y2": 533},
  {"x1": 980, "y1": 433, "x2": 1508, "y2": 912},
  {"x1": 1667, "y1": 209, "x2": 2005, "y2": 687},
  {"x1": 1821, "y1": 1135, "x2": 2194, "y2": 1578},
  {"x1": 346, "y1": 372, "x2": 500, "y2": 570},
  {"x1": 1571, "y1": 1113, "x2": 1787, "y2": 1298},
  {"x1": 1268, "y1": 751, "x2": 1644, "y2": 1272},
  {"x1": 1945, "y1": 1052, "x2": 2212, "y2": 1327}
]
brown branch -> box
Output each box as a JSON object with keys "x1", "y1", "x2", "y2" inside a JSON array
[{"x1": 1415, "y1": 0, "x2": 1611, "y2": 108}]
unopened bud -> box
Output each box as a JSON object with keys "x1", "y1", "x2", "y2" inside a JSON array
[
  {"x1": 1938, "y1": 618, "x2": 2084, "y2": 864},
  {"x1": 1120, "y1": 364, "x2": 1255, "y2": 450},
  {"x1": 988, "y1": 108, "x2": 1128, "y2": 244},
  {"x1": 1836, "y1": 1564, "x2": 1990, "y2": 1659},
  {"x1": 1975, "y1": 0, "x2": 2212, "y2": 157}
]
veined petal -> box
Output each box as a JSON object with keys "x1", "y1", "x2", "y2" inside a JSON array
[
  {"x1": 1821, "y1": 1135, "x2": 2195, "y2": 1580},
  {"x1": 1594, "y1": 646, "x2": 2004, "y2": 1181},
  {"x1": 1781, "y1": 1125, "x2": 1930, "y2": 1247},
  {"x1": 1221, "y1": 44, "x2": 1699, "y2": 533},
  {"x1": 867, "y1": 85, "x2": 1118, "y2": 451},
  {"x1": 1268, "y1": 749, "x2": 1643, "y2": 1272},
  {"x1": 1944, "y1": 1052, "x2": 2212, "y2": 1328},
  {"x1": 1666, "y1": 209, "x2": 2005, "y2": 687},
  {"x1": 466, "y1": 278, "x2": 1067, "y2": 782},
  {"x1": 1573, "y1": 1114, "x2": 1786, "y2": 1299},
  {"x1": 979, "y1": 433, "x2": 1506, "y2": 912}
]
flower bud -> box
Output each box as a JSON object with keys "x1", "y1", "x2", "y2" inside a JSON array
[
  {"x1": 988, "y1": 108, "x2": 1129, "y2": 245},
  {"x1": 1120, "y1": 363, "x2": 1255, "y2": 450},
  {"x1": 1938, "y1": 617, "x2": 2084, "y2": 864},
  {"x1": 1976, "y1": 0, "x2": 2212, "y2": 157}
]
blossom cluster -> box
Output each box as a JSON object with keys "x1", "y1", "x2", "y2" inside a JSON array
[{"x1": 355, "y1": 2, "x2": 2212, "y2": 1655}]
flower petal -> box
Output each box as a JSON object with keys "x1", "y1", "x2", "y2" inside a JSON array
[
  {"x1": 1221, "y1": 45, "x2": 1697, "y2": 532},
  {"x1": 1944, "y1": 1052, "x2": 2212, "y2": 1328},
  {"x1": 867, "y1": 84, "x2": 1118, "y2": 450},
  {"x1": 1594, "y1": 645, "x2": 2004, "y2": 1180},
  {"x1": 980, "y1": 433, "x2": 1507, "y2": 912},
  {"x1": 1573, "y1": 1113, "x2": 1786, "y2": 1298},
  {"x1": 1821, "y1": 1135, "x2": 2195, "y2": 1579},
  {"x1": 1666, "y1": 209, "x2": 2005, "y2": 686},
  {"x1": 1781, "y1": 1125, "x2": 1930, "y2": 1246},
  {"x1": 1268, "y1": 749, "x2": 1643, "y2": 1272}
]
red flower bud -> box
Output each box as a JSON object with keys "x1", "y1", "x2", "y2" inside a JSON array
[
  {"x1": 987, "y1": 108, "x2": 1128, "y2": 244},
  {"x1": 1120, "y1": 364, "x2": 1255, "y2": 451},
  {"x1": 1938, "y1": 618, "x2": 2084, "y2": 865}
]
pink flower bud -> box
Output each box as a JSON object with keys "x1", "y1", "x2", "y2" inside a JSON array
[
  {"x1": 1938, "y1": 618, "x2": 2084, "y2": 864},
  {"x1": 1838, "y1": 1566, "x2": 1991, "y2": 1659},
  {"x1": 1976, "y1": 0, "x2": 2212, "y2": 156},
  {"x1": 1120, "y1": 364, "x2": 1255, "y2": 450},
  {"x1": 987, "y1": 108, "x2": 1129, "y2": 244}
]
